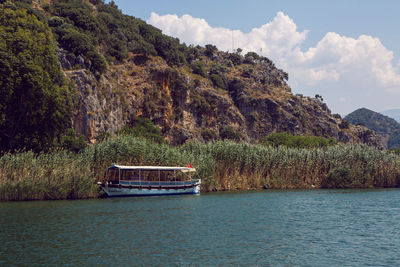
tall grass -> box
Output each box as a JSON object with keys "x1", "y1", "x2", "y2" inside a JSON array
[
  {"x1": 180, "y1": 141, "x2": 400, "y2": 190},
  {"x1": 0, "y1": 150, "x2": 96, "y2": 201},
  {"x1": 1, "y1": 136, "x2": 400, "y2": 201}
]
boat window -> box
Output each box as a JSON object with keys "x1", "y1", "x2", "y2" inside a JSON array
[
  {"x1": 106, "y1": 168, "x2": 193, "y2": 182},
  {"x1": 120, "y1": 170, "x2": 137, "y2": 180},
  {"x1": 141, "y1": 170, "x2": 158, "y2": 181}
]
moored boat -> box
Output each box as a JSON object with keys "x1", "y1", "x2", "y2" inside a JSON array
[{"x1": 98, "y1": 164, "x2": 201, "y2": 197}]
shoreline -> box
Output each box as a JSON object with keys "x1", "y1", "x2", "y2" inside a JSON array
[{"x1": 2, "y1": 185, "x2": 400, "y2": 202}]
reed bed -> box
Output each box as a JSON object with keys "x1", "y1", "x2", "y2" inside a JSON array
[
  {"x1": 1, "y1": 136, "x2": 400, "y2": 201},
  {"x1": 0, "y1": 150, "x2": 96, "y2": 201},
  {"x1": 181, "y1": 141, "x2": 400, "y2": 190}
]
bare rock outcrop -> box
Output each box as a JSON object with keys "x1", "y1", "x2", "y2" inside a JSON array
[{"x1": 61, "y1": 50, "x2": 384, "y2": 148}]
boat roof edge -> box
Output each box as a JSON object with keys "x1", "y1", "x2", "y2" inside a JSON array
[{"x1": 108, "y1": 164, "x2": 196, "y2": 172}]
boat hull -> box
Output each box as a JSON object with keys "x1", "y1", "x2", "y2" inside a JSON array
[{"x1": 101, "y1": 183, "x2": 201, "y2": 197}]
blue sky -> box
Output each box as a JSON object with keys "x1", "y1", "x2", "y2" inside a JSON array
[
  {"x1": 112, "y1": 0, "x2": 400, "y2": 115},
  {"x1": 113, "y1": 0, "x2": 400, "y2": 54}
]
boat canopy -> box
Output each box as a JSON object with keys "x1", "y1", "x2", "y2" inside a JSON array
[{"x1": 108, "y1": 164, "x2": 196, "y2": 172}]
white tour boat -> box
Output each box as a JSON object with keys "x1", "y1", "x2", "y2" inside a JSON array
[{"x1": 98, "y1": 164, "x2": 201, "y2": 197}]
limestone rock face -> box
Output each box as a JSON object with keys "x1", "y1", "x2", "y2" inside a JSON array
[
  {"x1": 68, "y1": 69, "x2": 126, "y2": 141},
  {"x1": 60, "y1": 50, "x2": 384, "y2": 148},
  {"x1": 59, "y1": 50, "x2": 126, "y2": 141}
]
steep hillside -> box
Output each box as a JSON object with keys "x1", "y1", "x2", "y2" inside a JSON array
[
  {"x1": 1, "y1": 0, "x2": 384, "y2": 150},
  {"x1": 345, "y1": 108, "x2": 400, "y2": 148}
]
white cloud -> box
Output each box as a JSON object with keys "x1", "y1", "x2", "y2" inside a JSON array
[{"x1": 148, "y1": 12, "x2": 400, "y2": 115}]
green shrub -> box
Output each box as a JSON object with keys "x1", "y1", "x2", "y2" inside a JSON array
[
  {"x1": 190, "y1": 60, "x2": 207, "y2": 77},
  {"x1": 205, "y1": 44, "x2": 217, "y2": 58},
  {"x1": 244, "y1": 52, "x2": 260, "y2": 64},
  {"x1": 58, "y1": 129, "x2": 88, "y2": 153},
  {"x1": 96, "y1": 131, "x2": 111, "y2": 143},
  {"x1": 58, "y1": 27, "x2": 92, "y2": 55},
  {"x1": 261, "y1": 132, "x2": 292, "y2": 147},
  {"x1": 48, "y1": 16, "x2": 64, "y2": 27},
  {"x1": 201, "y1": 128, "x2": 216, "y2": 142},
  {"x1": 128, "y1": 39, "x2": 157, "y2": 56},
  {"x1": 52, "y1": 1, "x2": 100, "y2": 35},
  {"x1": 229, "y1": 53, "x2": 242, "y2": 65},
  {"x1": 321, "y1": 167, "x2": 351, "y2": 188},
  {"x1": 333, "y1": 113, "x2": 342, "y2": 119},
  {"x1": 190, "y1": 91, "x2": 213, "y2": 114},
  {"x1": 86, "y1": 50, "x2": 107, "y2": 73},
  {"x1": 154, "y1": 35, "x2": 186, "y2": 66},
  {"x1": 242, "y1": 66, "x2": 253, "y2": 78},
  {"x1": 209, "y1": 63, "x2": 228, "y2": 74},
  {"x1": 184, "y1": 45, "x2": 201, "y2": 62},
  {"x1": 282, "y1": 71, "x2": 289, "y2": 81},
  {"x1": 106, "y1": 35, "x2": 128, "y2": 62},
  {"x1": 117, "y1": 117, "x2": 166, "y2": 144},
  {"x1": 54, "y1": 26, "x2": 107, "y2": 73},
  {"x1": 210, "y1": 73, "x2": 225, "y2": 89},
  {"x1": 227, "y1": 78, "x2": 245, "y2": 103},
  {"x1": 220, "y1": 126, "x2": 241, "y2": 141},
  {"x1": 315, "y1": 94, "x2": 324, "y2": 101}
]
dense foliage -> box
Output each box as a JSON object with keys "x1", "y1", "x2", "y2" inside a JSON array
[
  {"x1": 45, "y1": 0, "x2": 287, "y2": 82},
  {"x1": 0, "y1": 2, "x2": 74, "y2": 152},
  {"x1": 117, "y1": 117, "x2": 166, "y2": 144},
  {"x1": 47, "y1": 0, "x2": 187, "y2": 66},
  {"x1": 57, "y1": 128, "x2": 88, "y2": 153}
]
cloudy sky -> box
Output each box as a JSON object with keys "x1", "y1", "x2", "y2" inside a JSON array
[{"x1": 112, "y1": 0, "x2": 400, "y2": 116}]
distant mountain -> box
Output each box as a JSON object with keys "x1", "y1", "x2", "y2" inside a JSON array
[
  {"x1": 381, "y1": 109, "x2": 400, "y2": 123},
  {"x1": 344, "y1": 108, "x2": 400, "y2": 148}
]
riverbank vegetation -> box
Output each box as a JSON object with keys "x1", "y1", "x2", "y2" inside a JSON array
[{"x1": 1, "y1": 135, "x2": 400, "y2": 201}]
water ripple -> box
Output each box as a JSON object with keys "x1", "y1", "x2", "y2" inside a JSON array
[{"x1": 1, "y1": 189, "x2": 400, "y2": 266}]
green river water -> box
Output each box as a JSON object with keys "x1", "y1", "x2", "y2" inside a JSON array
[{"x1": 1, "y1": 189, "x2": 400, "y2": 266}]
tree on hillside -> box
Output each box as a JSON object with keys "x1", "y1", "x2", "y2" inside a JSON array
[{"x1": 0, "y1": 3, "x2": 74, "y2": 152}]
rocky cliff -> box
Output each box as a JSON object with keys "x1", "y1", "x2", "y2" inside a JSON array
[{"x1": 59, "y1": 48, "x2": 383, "y2": 148}]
